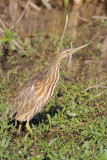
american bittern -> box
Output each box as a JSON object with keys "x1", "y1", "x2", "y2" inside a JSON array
[{"x1": 3, "y1": 43, "x2": 91, "y2": 132}]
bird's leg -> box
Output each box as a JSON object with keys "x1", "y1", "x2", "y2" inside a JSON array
[
  {"x1": 26, "y1": 121, "x2": 32, "y2": 133},
  {"x1": 18, "y1": 122, "x2": 22, "y2": 132}
]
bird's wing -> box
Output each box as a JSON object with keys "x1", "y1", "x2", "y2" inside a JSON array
[{"x1": 9, "y1": 76, "x2": 42, "y2": 119}]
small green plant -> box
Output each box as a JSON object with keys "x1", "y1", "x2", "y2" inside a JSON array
[
  {"x1": 101, "y1": 20, "x2": 107, "y2": 26},
  {"x1": 0, "y1": 28, "x2": 17, "y2": 51}
]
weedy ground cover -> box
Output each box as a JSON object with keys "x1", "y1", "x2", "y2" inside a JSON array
[{"x1": 0, "y1": 20, "x2": 107, "y2": 160}]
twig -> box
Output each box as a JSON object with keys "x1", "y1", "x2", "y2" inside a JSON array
[
  {"x1": 30, "y1": 1, "x2": 41, "y2": 11},
  {"x1": 85, "y1": 80, "x2": 107, "y2": 91},
  {"x1": 67, "y1": 41, "x2": 72, "y2": 68},
  {"x1": 72, "y1": 121, "x2": 94, "y2": 128},
  {"x1": 78, "y1": 16, "x2": 88, "y2": 23},
  {"x1": 12, "y1": 39, "x2": 25, "y2": 52},
  {"x1": 41, "y1": 0, "x2": 52, "y2": 9},
  {"x1": 0, "y1": 5, "x2": 28, "y2": 53},
  {"x1": 54, "y1": 121, "x2": 94, "y2": 132},
  {"x1": 10, "y1": 0, "x2": 31, "y2": 30},
  {"x1": 9, "y1": 0, "x2": 18, "y2": 25},
  {"x1": 92, "y1": 16, "x2": 107, "y2": 20},
  {"x1": 0, "y1": 18, "x2": 6, "y2": 28},
  {"x1": 57, "y1": 14, "x2": 68, "y2": 54},
  {"x1": 13, "y1": 0, "x2": 17, "y2": 24},
  {"x1": 0, "y1": 27, "x2": 4, "y2": 35}
]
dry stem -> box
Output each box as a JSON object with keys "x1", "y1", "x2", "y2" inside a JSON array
[
  {"x1": 85, "y1": 80, "x2": 107, "y2": 91},
  {"x1": 92, "y1": 16, "x2": 107, "y2": 20},
  {"x1": 57, "y1": 14, "x2": 68, "y2": 54},
  {"x1": 10, "y1": 0, "x2": 31, "y2": 30}
]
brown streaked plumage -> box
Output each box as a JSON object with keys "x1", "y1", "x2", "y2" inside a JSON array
[{"x1": 3, "y1": 43, "x2": 91, "y2": 132}]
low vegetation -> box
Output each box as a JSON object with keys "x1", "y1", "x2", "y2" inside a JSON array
[{"x1": 0, "y1": 29, "x2": 107, "y2": 159}]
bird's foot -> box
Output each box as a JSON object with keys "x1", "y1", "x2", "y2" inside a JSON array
[
  {"x1": 18, "y1": 123, "x2": 22, "y2": 133},
  {"x1": 26, "y1": 121, "x2": 32, "y2": 133}
]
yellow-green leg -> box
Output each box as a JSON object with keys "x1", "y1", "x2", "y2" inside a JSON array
[
  {"x1": 18, "y1": 122, "x2": 22, "y2": 133},
  {"x1": 26, "y1": 121, "x2": 32, "y2": 133}
]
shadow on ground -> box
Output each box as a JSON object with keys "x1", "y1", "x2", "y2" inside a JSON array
[{"x1": 7, "y1": 105, "x2": 63, "y2": 132}]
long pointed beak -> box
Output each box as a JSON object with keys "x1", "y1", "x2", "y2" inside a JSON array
[{"x1": 67, "y1": 42, "x2": 91, "y2": 56}]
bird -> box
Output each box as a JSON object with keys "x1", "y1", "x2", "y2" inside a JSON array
[{"x1": 3, "y1": 42, "x2": 91, "y2": 133}]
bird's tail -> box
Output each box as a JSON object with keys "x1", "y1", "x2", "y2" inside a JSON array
[
  {"x1": 2, "y1": 105, "x2": 18, "y2": 121},
  {"x1": 2, "y1": 107, "x2": 13, "y2": 120}
]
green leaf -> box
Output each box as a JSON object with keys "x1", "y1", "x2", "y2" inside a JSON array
[
  {"x1": 49, "y1": 138, "x2": 57, "y2": 147},
  {"x1": 24, "y1": 37, "x2": 28, "y2": 47},
  {"x1": 4, "y1": 28, "x2": 10, "y2": 36},
  {"x1": 1, "y1": 137, "x2": 10, "y2": 149},
  {"x1": 50, "y1": 150, "x2": 57, "y2": 157},
  {"x1": 47, "y1": 114, "x2": 51, "y2": 124},
  {"x1": 48, "y1": 152, "x2": 58, "y2": 160},
  {"x1": 9, "y1": 41, "x2": 16, "y2": 50},
  {"x1": 66, "y1": 111, "x2": 76, "y2": 117}
]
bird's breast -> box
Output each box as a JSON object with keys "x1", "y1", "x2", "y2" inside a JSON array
[{"x1": 33, "y1": 67, "x2": 60, "y2": 113}]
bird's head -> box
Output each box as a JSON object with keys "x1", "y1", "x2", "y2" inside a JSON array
[{"x1": 55, "y1": 42, "x2": 91, "y2": 65}]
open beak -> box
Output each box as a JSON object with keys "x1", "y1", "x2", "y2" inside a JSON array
[{"x1": 67, "y1": 42, "x2": 91, "y2": 56}]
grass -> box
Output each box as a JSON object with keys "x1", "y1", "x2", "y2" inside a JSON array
[{"x1": 0, "y1": 28, "x2": 107, "y2": 159}]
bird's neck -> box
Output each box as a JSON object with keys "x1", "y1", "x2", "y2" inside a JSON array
[
  {"x1": 43, "y1": 54, "x2": 61, "y2": 80},
  {"x1": 50, "y1": 54, "x2": 61, "y2": 68},
  {"x1": 42, "y1": 62, "x2": 60, "y2": 90},
  {"x1": 43, "y1": 59, "x2": 60, "y2": 80}
]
